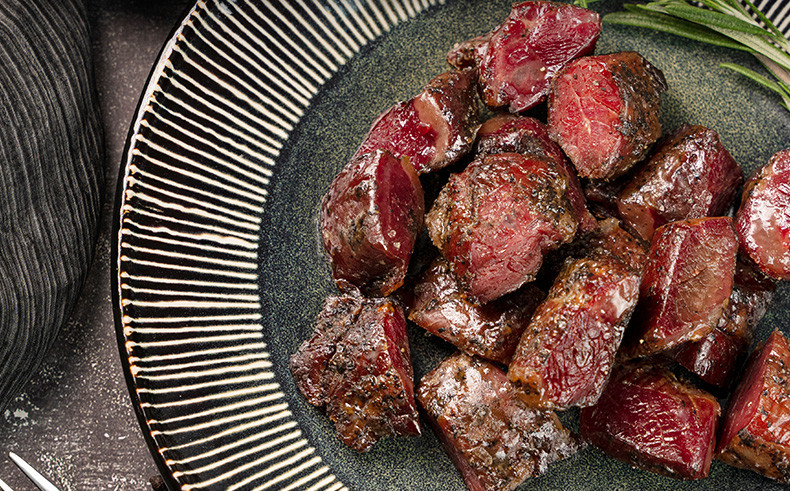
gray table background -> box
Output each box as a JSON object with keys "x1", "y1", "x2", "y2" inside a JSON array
[{"x1": 0, "y1": 1, "x2": 191, "y2": 488}]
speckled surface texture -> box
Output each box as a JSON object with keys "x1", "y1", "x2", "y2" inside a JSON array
[
  {"x1": 263, "y1": 0, "x2": 789, "y2": 490},
  {"x1": 0, "y1": 1, "x2": 187, "y2": 489}
]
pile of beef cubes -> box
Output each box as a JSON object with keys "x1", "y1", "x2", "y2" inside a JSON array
[{"x1": 290, "y1": 1, "x2": 790, "y2": 489}]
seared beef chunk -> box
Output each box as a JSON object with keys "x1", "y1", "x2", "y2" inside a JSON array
[
  {"x1": 409, "y1": 257, "x2": 545, "y2": 364},
  {"x1": 580, "y1": 363, "x2": 720, "y2": 480},
  {"x1": 718, "y1": 330, "x2": 790, "y2": 483},
  {"x1": 290, "y1": 295, "x2": 420, "y2": 452},
  {"x1": 426, "y1": 152, "x2": 578, "y2": 303},
  {"x1": 417, "y1": 352, "x2": 579, "y2": 491},
  {"x1": 548, "y1": 51, "x2": 667, "y2": 180},
  {"x1": 624, "y1": 217, "x2": 738, "y2": 358},
  {"x1": 320, "y1": 150, "x2": 424, "y2": 297},
  {"x1": 736, "y1": 149, "x2": 790, "y2": 280},
  {"x1": 354, "y1": 69, "x2": 479, "y2": 174},
  {"x1": 618, "y1": 124, "x2": 743, "y2": 242},
  {"x1": 674, "y1": 260, "x2": 775, "y2": 388},
  {"x1": 475, "y1": 114, "x2": 597, "y2": 231},
  {"x1": 476, "y1": 1, "x2": 600, "y2": 113},
  {"x1": 509, "y1": 255, "x2": 640, "y2": 409}
]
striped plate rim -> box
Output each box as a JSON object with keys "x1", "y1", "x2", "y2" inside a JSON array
[
  {"x1": 112, "y1": 0, "x2": 790, "y2": 489},
  {"x1": 113, "y1": 0, "x2": 447, "y2": 489}
]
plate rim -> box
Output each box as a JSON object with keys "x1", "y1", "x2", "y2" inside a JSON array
[{"x1": 110, "y1": 2, "x2": 205, "y2": 489}]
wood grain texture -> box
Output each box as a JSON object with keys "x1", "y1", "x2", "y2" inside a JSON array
[{"x1": 0, "y1": 0, "x2": 103, "y2": 411}]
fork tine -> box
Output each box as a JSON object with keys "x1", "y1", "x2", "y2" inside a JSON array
[
  {"x1": 7, "y1": 453, "x2": 60, "y2": 491},
  {"x1": 0, "y1": 477, "x2": 13, "y2": 491}
]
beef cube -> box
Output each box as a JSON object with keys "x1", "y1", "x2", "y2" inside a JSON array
[
  {"x1": 508, "y1": 255, "x2": 640, "y2": 409},
  {"x1": 409, "y1": 257, "x2": 545, "y2": 364},
  {"x1": 475, "y1": 114, "x2": 596, "y2": 231},
  {"x1": 548, "y1": 51, "x2": 668, "y2": 180},
  {"x1": 417, "y1": 352, "x2": 579, "y2": 491},
  {"x1": 476, "y1": 1, "x2": 600, "y2": 113},
  {"x1": 674, "y1": 260, "x2": 775, "y2": 388},
  {"x1": 425, "y1": 152, "x2": 578, "y2": 303},
  {"x1": 580, "y1": 363, "x2": 720, "y2": 480},
  {"x1": 624, "y1": 217, "x2": 738, "y2": 358},
  {"x1": 736, "y1": 149, "x2": 790, "y2": 280},
  {"x1": 290, "y1": 295, "x2": 420, "y2": 452},
  {"x1": 354, "y1": 69, "x2": 479, "y2": 174},
  {"x1": 320, "y1": 150, "x2": 424, "y2": 297},
  {"x1": 717, "y1": 330, "x2": 790, "y2": 483},
  {"x1": 618, "y1": 124, "x2": 744, "y2": 242}
]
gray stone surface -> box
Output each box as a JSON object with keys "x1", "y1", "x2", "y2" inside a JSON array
[{"x1": 0, "y1": 1, "x2": 189, "y2": 489}]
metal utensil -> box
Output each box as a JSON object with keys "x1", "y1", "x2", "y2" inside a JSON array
[{"x1": 5, "y1": 453, "x2": 61, "y2": 491}]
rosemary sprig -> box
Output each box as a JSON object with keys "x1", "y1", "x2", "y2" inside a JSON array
[{"x1": 603, "y1": 0, "x2": 790, "y2": 112}]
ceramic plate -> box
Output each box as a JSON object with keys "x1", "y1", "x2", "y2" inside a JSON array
[{"x1": 113, "y1": 1, "x2": 790, "y2": 489}]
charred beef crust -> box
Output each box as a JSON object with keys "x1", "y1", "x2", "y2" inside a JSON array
[
  {"x1": 425, "y1": 152, "x2": 578, "y2": 303},
  {"x1": 580, "y1": 363, "x2": 720, "y2": 480},
  {"x1": 320, "y1": 150, "x2": 424, "y2": 297},
  {"x1": 508, "y1": 255, "x2": 640, "y2": 409},
  {"x1": 717, "y1": 330, "x2": 790, "y2": 483},
  {"x1": 417, "y1": 352, "x2": 579, "y2": 491},
  {"x1": 447, "y1": 31, "x2": 492, "y2": 69},
  {"x1": 617, "y1": 124, "x2": 743, "y2": 242},
  {"x1": 290, "y1": 295, "x2": 420, "y2": 452},
  {"x1": 409, "y1": 257, "x2": 545, "y2": 364},
  {"x1": 608, "y1": 52, "x2": 667, "y2": 167}
]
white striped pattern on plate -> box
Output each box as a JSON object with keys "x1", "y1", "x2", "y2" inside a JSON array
[
  {"x1": 115, "y1": 0, "x2": 790, "y2": 490},
  {"x1": 115, "y1": 0, "x2": 445, "y2": 489}
]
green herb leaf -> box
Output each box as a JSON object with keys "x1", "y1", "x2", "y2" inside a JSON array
[
  {"x1": 605, "y1": 1, "x2": 790, "y2": 113},
  {"x1": 663, "y1": 3, "x2": 774, "y2": 37},
  {"x1": 720, "y1": 62, "x2": 790, "y2": 110},
  {"x1": 603, "y1": 10, "x2": 750, "y2": 52}
]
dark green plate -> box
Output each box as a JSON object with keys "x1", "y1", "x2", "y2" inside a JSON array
[{"x1": 115, "y1": 0, "x2": 790, "y2": 489}]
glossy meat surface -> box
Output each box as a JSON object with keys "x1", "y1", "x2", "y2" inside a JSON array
[
  {"x1": 475, "y1": 114, "x2": 596, "y2": 231},
  {"x1": 717, "y1": 330, "x2": 790, "y2": 483},
  {"x1": 426, "y1": 152, "x2": 578, "y2": 303},
  {"x1": 674, "y1": 260, "x2": 775, "y2": 388},
  {"x1": 580, "y1": 363, "x2": 720, "y2": 480},
  {"x1": 320, "y1": 150, "x2": 424, "y2": 297},
  {"x1": 625, "y1": 217, "x2": 738, "y2": 358},
  {"x1": 354, "y1": 69, "x2": 479, "y2": 174},
  {"x1": 618, "y1": 124, "x2": 743, "y2": 242},
  {"x1": 417, "y1": 352, "x2": 578, "y2": 491},
  {"x1": 509, "y1": 255, "x2": 640, "y2": 409},
  {"x1": 477, "y1": 1, "x2": 600, "y2": 112},
  {"x1": 736, "y1": 149, "x2": 790, "y2": 279},
  {"x1": 290, "y1": 295, "x2": 420, "y2": 451},
  {"x1": 548, "y1": 51, "x2": 667, "y2": 180},
  {"x1": 409, "y1": 257, "x2": 545, "y2": 364}
]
